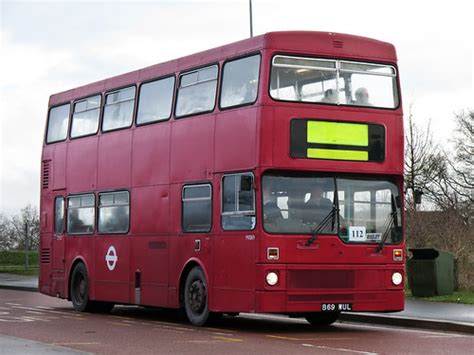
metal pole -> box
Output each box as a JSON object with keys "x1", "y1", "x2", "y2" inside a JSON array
[
  {"x1": 249, "y1": 0, "x2": 253, "y2": 38},
  {"x1": 25, "y1": 222, "x2": 29, "y2": 271}
]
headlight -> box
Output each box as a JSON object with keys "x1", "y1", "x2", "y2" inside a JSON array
[
  {"x1": 266, "y1": 272, "x2": 279, "y2": 286},
  {"x1": 392, "y1": 272, "x2": 403, "y2": 286}
]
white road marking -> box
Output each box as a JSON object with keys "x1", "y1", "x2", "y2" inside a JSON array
[
  {"x1": 310, "y1": 344, "x2": 378, "y2": 355},
  {"x1": 341, "y1": 322, "x2": 462, "y2": 336}
]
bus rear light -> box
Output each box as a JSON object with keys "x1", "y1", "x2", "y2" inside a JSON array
[
  {"x1": 392, "y1": 272, "x2": 403, "y2": 286},
  {"x1": 393, "y1": 249, "x2": 403, "y2": 261},
  {"x1": 267, "y1": 247, "x2": 279, "y2": 260},
  {"x1": 266, "y1": 272, "x2": 279, "y2": 286}
]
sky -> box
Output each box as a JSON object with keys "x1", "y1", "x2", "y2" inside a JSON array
[{"x1": 0, "y1": 0, "x2": 472, "y2": 215}]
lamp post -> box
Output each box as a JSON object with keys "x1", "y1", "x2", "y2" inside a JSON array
[
  {"x1": 24, "y1": 222, "x2": 29, "y2": 271},
  {"x1": 249, "y1": 0, "x2": 253, "y2": 37}
]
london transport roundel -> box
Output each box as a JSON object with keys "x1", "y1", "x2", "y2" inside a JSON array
[{"x1": 105, "y1": 246, "x2": 118, "y2": 271}]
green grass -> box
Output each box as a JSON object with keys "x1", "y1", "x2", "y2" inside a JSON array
[
  {"x1": 0, "y1": 250, "x2": 39, "y2": 275},
  {"x1": 405, "y1": 289, "x2": 474, "y2": 304},
  {"x1": 0, "y1": 250, "x2": 38, "y2": 266}
]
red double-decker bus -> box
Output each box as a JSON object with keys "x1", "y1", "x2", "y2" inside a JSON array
[{"x1": 40, "y1": 31, "x2": 404, "y2": 326}]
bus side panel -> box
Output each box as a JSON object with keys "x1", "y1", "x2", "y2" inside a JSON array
[
  {"x1": 170, "y1": 114, "x2": 215, "y2": 183},
  {"x1": 53, "y1": 144, "x2": 67, "y2": 190},
  {"x1": 94, "y1": 235, "x2": 130, "y2": 304},
  {"x1": 67, "y1": 137, "x2": 97, "y2": 193},
  {"x1": 130, "y1": 185, "x2": 170, "y2": 307},
  {"x1": 39, "y1": 194, "x2": 53, "y2": 296},
  {"x1": 132, "y1": 123, "x2": 171, "y2": 187},
  {"x1": 39, "y1": 146, "x2": 54, "y2": 296},
  {"x1": 215, "y1": 107, "x2": 258, "y2": 172},
  {"x1": 97, "y1": 131, "x2": 132, "y2": 189},
  {"x1": 212, "y1": 232, "x2": 257, "y2": 312}
]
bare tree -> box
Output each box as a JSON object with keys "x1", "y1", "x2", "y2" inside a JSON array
[
  {"x1": 0, "y1": 213, "x2": 15, "y2": 250},
  {"x1": 9, "y1": 205, "x2": 40, "y2": 251},
  {"x1": 424, "y1": 110, "x2": 473, "y2": 223},
  {"x1": 404, "y1": 103, "x2": 445, "y2": 210}
]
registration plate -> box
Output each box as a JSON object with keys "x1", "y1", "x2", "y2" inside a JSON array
[{"x1": 321, "y1": 303, "x2": 352, "y2": 312}]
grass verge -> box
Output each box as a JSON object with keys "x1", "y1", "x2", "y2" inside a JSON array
[{"x1": 405, "y1": 289, "x2": 474, "y2": 304}]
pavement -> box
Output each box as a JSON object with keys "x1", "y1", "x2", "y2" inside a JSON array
[{"x1": 0, "y1": 273, "x2": 473, "y2": 336}]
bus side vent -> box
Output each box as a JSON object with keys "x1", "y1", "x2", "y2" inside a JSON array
[
  {"x1": 333, "y1": 40, "x2": 344, "y2": 48},
  {"x1": 41, "y1": 248, "x2": 51, "y2": 264},
  {"x1": 42, "y1": 160, "x2": 51, "y2": 189}
]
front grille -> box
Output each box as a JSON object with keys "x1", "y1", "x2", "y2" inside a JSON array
[
  {"x1": 288, "y1": 270, "x2": 355, "y2": 289},
  {"x1": 288, "y1": 292, "x2": 386, "y2": 303},
  {"x1": 41, "y1": 248, "x2": 51, "y2": 264}
]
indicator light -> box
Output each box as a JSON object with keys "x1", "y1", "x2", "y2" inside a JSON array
[
  {"x1": 267, "y1": 247, "x2": 279, "y2": 260},
  {"x1": 393, "y1": 249, "x2": 403, "y2": 261}
]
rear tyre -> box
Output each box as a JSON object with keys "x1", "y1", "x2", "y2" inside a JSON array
[
  {"x1": 184, "y1": 267, "x2": 211, "y2": 326},
  {"x1": 70, "y1": 262, "x2": 93, "y2": 312},
  {"x1": 305, "y1": 312, "x2": 340, "y2": 326}
]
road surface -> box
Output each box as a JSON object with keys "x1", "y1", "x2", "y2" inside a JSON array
[{"x1": 0, "y1": 289, "x2": 472, "y2": 354}]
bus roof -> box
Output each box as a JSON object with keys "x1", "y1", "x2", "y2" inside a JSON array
[{"x1": 49, "y1": 31, "x2": 397, "y2": 106}]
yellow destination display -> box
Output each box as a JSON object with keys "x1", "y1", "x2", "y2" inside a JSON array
[
  {"x1": 307, "y1": 121, "x2": 368, "y2": 147},
  {"x1": 307, "y1": 148, "x2": 369, "y2": 161},
  {"x1": 290, "y1": 119, "x2": 385, "y2": 162}
]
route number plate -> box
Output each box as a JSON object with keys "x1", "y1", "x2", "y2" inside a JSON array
[{"x1": 321, "y1": 303, "x2": 352, "y2": 311}]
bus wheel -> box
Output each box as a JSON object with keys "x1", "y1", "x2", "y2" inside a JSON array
[
  {"x1": 70, "y1": 263, "x2": 93, "y2": 312},
  {"x1": 304, "y1": 312, "x2": 340, "y2": 326},
  {"x1": 184, "y1": 267, "x2": 210, "y2": 326}
]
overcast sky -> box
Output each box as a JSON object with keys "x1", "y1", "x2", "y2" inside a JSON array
[{"x1": 1, "y1": 0, "x2": 472, "y2": 215}]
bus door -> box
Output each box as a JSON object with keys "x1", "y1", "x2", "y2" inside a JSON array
[
  {"x1": 213, "y1": 173, "x2": 257, "y2": 311},
  {"x1": 94, "y1": 191, "x2": 130, "y2": 304},
  {"x1": 52, "y1": 194, "x2": 66, "y2": 272}
]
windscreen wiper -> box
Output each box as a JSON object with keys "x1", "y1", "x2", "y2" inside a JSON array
[
  {"x1": 305, "y1": 205, "x2": 338, "y2": 246},
  {"x1": 375, "y1": 209, "x2": 397, "y2": 253}
]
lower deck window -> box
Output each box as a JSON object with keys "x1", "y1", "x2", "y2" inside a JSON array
[
  {"x1": 98, "y1": 191, "x2": 130, "y2": 234},
  {"x1": 67, "y1": 194, "x2": 95, "y2": 234},
  {"x1": 182, "y1": 184, "x2": 212, "y2": 232}
]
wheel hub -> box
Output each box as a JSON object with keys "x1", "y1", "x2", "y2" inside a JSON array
[{"x1": 188, "y1": 280, "x2": 206, "y2": 313}]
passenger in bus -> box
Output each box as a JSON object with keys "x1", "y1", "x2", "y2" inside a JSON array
[
  {"x1": 355, "y1": 87, "x2": 371, "y2": 106},
  {"x1": 322, "y1": 88, "x2": 337, "y2": 103},
  {"x1": 263, "y1": 181, "x2": 283, "y2": 227},
  {"x1": 301, "y1": 183, "x2": 334, "y2": 231}
]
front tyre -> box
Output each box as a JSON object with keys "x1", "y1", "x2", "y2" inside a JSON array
[
  {"x1": 305, "y1": 312, "x2": 340, "y2": 326},
  {"x1": 70, "y1": 262, "x2": 93, "y2": 312},
  {"x1": 184, "y1": 267, "x2": 211, "y2": 326}
]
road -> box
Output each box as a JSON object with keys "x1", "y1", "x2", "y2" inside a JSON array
[{"x1": 0, "y1": 289, "x2": 472, "y2": 354}]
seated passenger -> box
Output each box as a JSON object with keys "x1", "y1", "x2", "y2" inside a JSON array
[
  {"x1": 354, "y1": 87, "x2": 371, "y2": 106},
  {"x1": 262, "y1": 181, "x2": 283, "y2": 228},
  {"x1": 321, "y1": 88, "x2": 337, "y2": 103}
]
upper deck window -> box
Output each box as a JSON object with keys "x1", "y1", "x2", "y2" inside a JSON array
[
  {"x1": 71, "y1": 95, "x2": 101, "y2": 138},
  {"x1": 46, "y1": 103, "x2": 70, "y2": 143},
  {"x1": 220, "y1": 54, "x2": 260, "y2": 109},
  {"x1": 103, "y1": 86, "x2": 136, "y2": 131},
  {"x1": 270, "y1": 55, "x2": 398, "y2": 109},
  {"x1": 137, "y1": 76, "x2": 175, "y2": 125},
  {"x1": 176, "y1": 65, "x2": 218, "y2": 117}
]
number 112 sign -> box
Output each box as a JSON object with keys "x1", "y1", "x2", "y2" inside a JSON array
[{"x1": 349, "y1": 226, "x2": 366, "y2": 242}]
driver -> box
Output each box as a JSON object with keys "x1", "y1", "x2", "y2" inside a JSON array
[{"x1": 301, "y1": 183, "x2": 334, "y2": 232}]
